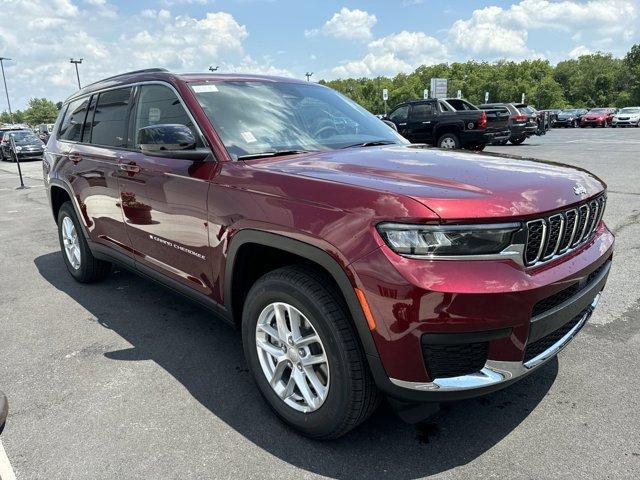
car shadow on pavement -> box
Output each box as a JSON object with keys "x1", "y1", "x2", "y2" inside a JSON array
[{"x1": 35, "y1": 252, "x2": 557, "y2": 480}]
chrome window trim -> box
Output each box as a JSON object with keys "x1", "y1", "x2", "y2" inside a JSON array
[{"x1": 57, "y1": 80, "x2": 212, "y2": 157}]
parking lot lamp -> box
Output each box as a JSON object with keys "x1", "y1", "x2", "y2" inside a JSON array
[
  {"x1": 70, "y1": 58, "x2": 83, "y2": 89},
  {"x1": 0, "y1": 57, "x2": 13, "y2": 124}
]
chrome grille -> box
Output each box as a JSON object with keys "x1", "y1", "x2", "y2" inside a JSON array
[{"x1": 524, "y1": 195, "x2": 606, "y2": 267}]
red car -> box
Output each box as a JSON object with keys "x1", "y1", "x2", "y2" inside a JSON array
[
  {"x1": 581, "y1": 108, "x2": 617, "y2": 127},
  {"x1": 43, "y1": 69, "x2": 613, "y2": 439}
]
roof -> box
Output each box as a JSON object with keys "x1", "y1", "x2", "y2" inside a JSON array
[{"x1": 65, "y1": 68, "x2": 306, "y2": 104}]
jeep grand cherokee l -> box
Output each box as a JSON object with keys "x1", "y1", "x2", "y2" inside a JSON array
[{"x1": 43, "y1": 69, "x2": 613, "y2": 439}]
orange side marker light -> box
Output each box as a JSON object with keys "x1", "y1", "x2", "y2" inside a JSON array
[{"x1": 354, "y1": 287, "x2": 376, "y2": 331}]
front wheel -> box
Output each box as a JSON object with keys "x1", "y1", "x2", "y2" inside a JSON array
[
  {"x1": 242, "y1": 266, "x2": 380, "y2": 439},
  {"x1": 509, "y1": 135, "x2": 526, "y2": 145},
  {"x1": 437, "y1": 133, "x2": 460, "y2": 149}
]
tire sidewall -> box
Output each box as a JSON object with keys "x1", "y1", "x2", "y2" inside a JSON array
[
  {"x1": 242, "y1": 276, "x2": 353, "y2": 436},
  {"x1": 57, "y1": 203, "x2": 87, "y2": 281}
]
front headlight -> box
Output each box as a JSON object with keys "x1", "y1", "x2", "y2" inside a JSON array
[
  {"x1": 14, "y1": 146, "x2": 22, "y2": 152},
  {"x1": 377, "y1": 223, "x2": 521, "y2": 256}
]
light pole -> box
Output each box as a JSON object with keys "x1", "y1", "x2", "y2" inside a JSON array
[
  {"x1": 70, "y1": 58, "x2": 83, "y2": 89},
  {"x1": 305, "y1": 72, "x2": 313, "y2": 82},
  {"x1": 208, "y1": 65, "x2": 219, "y2": 72},
  {"x1": 0, "y1": 57, "x2": 13, "y2": 124}
]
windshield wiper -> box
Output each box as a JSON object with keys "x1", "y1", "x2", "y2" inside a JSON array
[
  {"x1": 341, "y1": 140, "x2": 397, "y2": 149},
  {"x1": 236, "y1": 150, "x2": 312, "y2": 160}
]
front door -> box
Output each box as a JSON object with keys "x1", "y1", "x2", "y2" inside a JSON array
[
  {"x1": 405, "y1": 102, "x2": 436, "y2": 144},
  {"x1": 117, "y1": 83, "x2": 218, "y2": 296}
]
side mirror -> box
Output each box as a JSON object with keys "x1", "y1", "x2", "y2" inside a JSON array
[
  {"x1": 137, "y1": 124, "x2": 209, "y2": 161},
  {"x1": 382, "y1": 119, "x2": 398, "y2": 131}
]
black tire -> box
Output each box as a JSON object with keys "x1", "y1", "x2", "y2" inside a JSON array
[
  {"x1": 509, "y1": 135, "x2": 526, "y2": 145},
  {"x1": 436, "y1": 133, "x2": 460, "y2": 149},
  {"x1": 242, "y1": 265, "x2": 380, "y2": 439},
  {"x1": 57, "y1": 201, "x2": 111, "y2": 283}
]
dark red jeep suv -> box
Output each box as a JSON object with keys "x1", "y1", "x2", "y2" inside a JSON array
[{"x1": 43, "y1": 69, "x2": 614, "y2": 439}]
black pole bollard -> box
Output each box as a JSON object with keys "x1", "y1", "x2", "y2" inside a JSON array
[{"x1": 10, "y1": 135, "x2": 28, "y2": 190}]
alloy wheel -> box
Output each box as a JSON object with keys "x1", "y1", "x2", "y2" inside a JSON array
[
  {"x1": 255, "y1": 302, "x2": 330, "y2": 413},
  {"x1": 440, "y1": 137, "x2": 456, "y2": 149},
  {"x1": 61, "y1": 216, "x2": 81, "y2": 270}
]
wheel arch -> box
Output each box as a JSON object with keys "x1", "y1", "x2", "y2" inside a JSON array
[{"x1": 224, "y1": 229, "x2": 380, "y2": 360}]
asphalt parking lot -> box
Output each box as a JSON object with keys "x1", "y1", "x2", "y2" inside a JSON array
[{"x1": 1, "y1": 128, "x2": 639, "y2": 479}]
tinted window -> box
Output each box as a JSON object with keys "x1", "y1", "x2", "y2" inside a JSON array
[
  {"x1": 446, "y1": 99, "x2": 477, "y2": 111},
  {"x1": 90, "y1": 87, "x2": 132, "y2": 147},
  {"x1": 389, "y1": 105, "x2": 409, "y2": 122},
  {"x1": 133, "y1": 84, "x2": 200, "y2": 148},
  {"x1": 410, "y1": 103, "x2": 434, "y2": 121},
  {"x1": 59, "y1": 97, "x2": 90, "y2": 142}
]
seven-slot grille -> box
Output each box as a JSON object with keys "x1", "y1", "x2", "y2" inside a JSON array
[{"x1": 524, "y1": 195, "x2": 606, "y2": 266}]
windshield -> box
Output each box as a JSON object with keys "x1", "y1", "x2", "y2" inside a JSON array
[
  {"x1": 190, "y1": 81, "x2": 406, "y2": 159},
  {"x1": 589, "y1": 108, "x2": 608, "y2": 113},
  {"x1": 561, "y1": 109, "x2": 581, "y2": 114},
  {"x1": 619, "y1": 107, "x2": 640, "y2": 114},
  {"x1": 9, "y1": 131, "x2": 41, "y2": 145}
]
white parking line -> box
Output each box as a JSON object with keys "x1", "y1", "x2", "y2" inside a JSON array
[{"x1": 0, "y1": 440, "x2": 16, "y2": 480}]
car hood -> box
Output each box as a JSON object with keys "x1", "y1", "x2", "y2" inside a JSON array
[{"x1": 246, "y1": 145, "x2": 605, "y2": 220}]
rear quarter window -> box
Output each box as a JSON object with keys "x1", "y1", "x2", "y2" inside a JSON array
[{"x1": 58, "y1": 97, "x2": 90, "y2": 142}]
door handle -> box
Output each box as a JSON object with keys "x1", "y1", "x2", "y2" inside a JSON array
[
  {"x1": 399, "y1": 123, "x2": 407, "y2": 126},
  {"x1": 119, "y1": 163, "x2": 141, "y2": 173},
  {"x1": 422, "y1": 121, "x2": 431, "y2": 124},
  {"x1": 69, "y1": 152, "x2": 82, "y2": 164}
]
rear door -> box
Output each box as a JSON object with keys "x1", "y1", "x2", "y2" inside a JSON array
[
  {"x1": 59, "y1": 90, "x2": 133, "y2": 256},
  {"x1": 117, "y1": 83, "x2": 218, "y2": 296},
  {"x1": 405, "y1": 101, "x2": 437, "y2": 143}
]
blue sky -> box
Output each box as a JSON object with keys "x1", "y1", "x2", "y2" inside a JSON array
[{"x1": 0, "y1": 0, "x2": 638, "y2": 110}]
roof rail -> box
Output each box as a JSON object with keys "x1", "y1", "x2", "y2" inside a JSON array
[{"x1": 82, "y1": 68, "x2": 170, "y2": 89}]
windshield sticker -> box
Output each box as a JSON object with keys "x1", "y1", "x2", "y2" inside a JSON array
[
  {"x1": 193, "y1": 84, "x2": 219, "y2": 93},
  {"x1": 148, "y1": 107, "x2": 161, "y2": 123},
  {"x1": 240, "y1": 131, "x2": 257, "y2": 143}
]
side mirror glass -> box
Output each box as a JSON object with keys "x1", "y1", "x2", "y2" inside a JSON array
[
  {"x1": 137, "y1": 124, "x2": 197, "y2": 152},
  {"x1": 137, "y1": 124, "x2": 210, "y2": 161}
]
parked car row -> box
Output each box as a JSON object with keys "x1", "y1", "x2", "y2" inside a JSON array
[{"x1": 550, "y1": 107, "x2": 640, "y2": 128}]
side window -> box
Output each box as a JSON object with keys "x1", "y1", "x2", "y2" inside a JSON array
[
  {"x1": 410, "y1": 103, "x2": 434, "y2": 121},
  {"x1": 389, "y1": 105, "x2": 409, "y2": 123},
  {"x1": 90, "y1": 87, "x2": 133, "y2": 147},
  {"x1": 58, "y1": 97, "x2": 90, "y2": 142},
  {"x1": 133, "y1": 84, "x2": 200, "y2": 148},
  {"x1": 439, "y1": 101, "x2": 451, "y2": 112}
]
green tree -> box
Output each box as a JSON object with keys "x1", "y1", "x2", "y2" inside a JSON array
[{"x1": 24, "y1": 98, "x2": 59, "y2": 125}]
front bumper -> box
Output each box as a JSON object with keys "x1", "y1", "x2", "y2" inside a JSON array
[{"x1": 351, "y1": 224, "x2": 614, "y2": 402}]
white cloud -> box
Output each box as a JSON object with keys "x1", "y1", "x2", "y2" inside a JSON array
[
  {"x1": 448, "y1": 0, "x2": 638, "y2": 59},
  {"x1": 332, "y1": 31, "x2": 448, "y2": 77},
  {"x1": 305, "y1": 7, "x2": 377, "y2": 41},
  {"x1": 0, "y1": 1, "x2": 291, "y2": 110},
  {"x1": 568, "y1": 45, "x2": 592, "y2": 58}
]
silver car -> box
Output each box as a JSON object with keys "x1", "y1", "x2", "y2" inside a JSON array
[{"x1": 612, "y1": 107, "x2": 640, "y2": 127}]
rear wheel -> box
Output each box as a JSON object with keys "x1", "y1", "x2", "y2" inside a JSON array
[
  {"x1": 436, "y1": 133, "x2": 460, "y2": 149},
  {"x1": 57, "y1": 202, "x2": 111, "y2": 283},
  {"x1": 509, "y1": 135, "x2": 526, "y2": 145},
  {"x1": 242, "y1": 266, "x2": 380, "y2": 439}
]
